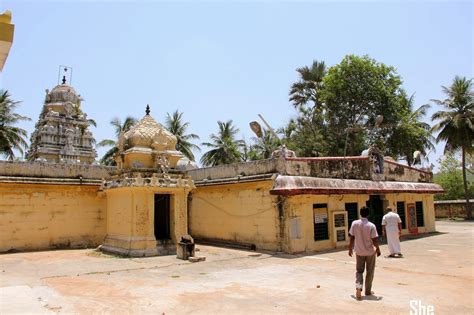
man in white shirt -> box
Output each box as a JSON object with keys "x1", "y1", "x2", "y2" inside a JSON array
[
  {"x1": 382, "y1": 207, "x2": 403, "y2": 257},
  {"x1": 349, "y1": 206, "x2": 381, "y2": 299}
]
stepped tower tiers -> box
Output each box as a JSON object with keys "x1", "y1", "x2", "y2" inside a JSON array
[{"x1": 27, "y1": 76, "x2": 97, "y2": 164}]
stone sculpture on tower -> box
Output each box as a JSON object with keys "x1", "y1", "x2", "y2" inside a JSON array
[{"x1": 27, "y1": 69, "x2": 97, "y2": 164}]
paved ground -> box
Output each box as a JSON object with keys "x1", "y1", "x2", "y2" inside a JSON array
[{"x1": 1, "y1": 221, "x2": 473, "y2": 314}]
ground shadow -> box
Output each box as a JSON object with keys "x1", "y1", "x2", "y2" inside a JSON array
[
  {"x1": 399, "y1": 231, "x2": 447, "y2": 243},
  {"x1": 350, "y1": 294, "x2": 383, "y2": 301}
]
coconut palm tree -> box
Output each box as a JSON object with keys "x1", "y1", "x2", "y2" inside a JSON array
[
  {"x1": 289, "y1": 60, "x2": 327, "y2": 109},
  {"x1": 164, "y1": 110, "x2": 200, "y2": 161},
  {"x1": 0, "y1": 90, "x2": 30, "y2": 160},
  {"x1": 96, "y1": 116, "x2": 137, "y2": 165},
  {"x1": 247, "y1": 129, "x2": 280, "y2": 160},
  {"x1": 200, "y1": 120, "x2": 244, "y2": 167},
  {"x1": 431, "y1": 76, "x2": 474, "y2": 219},
  {"x1": 387, "y1": 92, "x2": 435, "y2": 166}
]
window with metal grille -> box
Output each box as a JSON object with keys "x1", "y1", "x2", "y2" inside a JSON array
[
  {"x1": 345, "y1": 202, "x2": 358, "y2": 231},
  {"x1": 416, "y1": 201, "x2": 424, "y2": 227},
  {"x1": 313, "y1": 204, "x2": 329, "y2": 241},
  {"x1": 396, "y1": 201, "x2": 406, "y2": 229}
]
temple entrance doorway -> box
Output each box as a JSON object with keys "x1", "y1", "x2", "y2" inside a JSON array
[
  {"x1": 154, "y1": 194, "x2": 171, "y2": 240},
  {"x1": 366, "y1": 195, "x2": 385, "y2": 236}
]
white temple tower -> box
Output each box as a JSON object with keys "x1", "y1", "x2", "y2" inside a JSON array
[{"x1": 27, "y1": 71, "x2": 97, "y2": 164}]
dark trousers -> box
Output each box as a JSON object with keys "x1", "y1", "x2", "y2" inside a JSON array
[{"x1": 355, "y1": 254, "x2": 376, "y2": 293}]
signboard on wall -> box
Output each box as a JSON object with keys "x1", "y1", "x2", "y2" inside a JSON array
[
  {"x1": 332, "y1": 211, "x2": 348, "y2": 246},
  {"x1": 334, "y1": 214, "x2": 345, "y2": 228},
  {"x1": 314, "y1": 208, "x2": 328, "y2": 224},
  {"x1": 407, "y1": 203, "x2": 418, "y2": 234}
]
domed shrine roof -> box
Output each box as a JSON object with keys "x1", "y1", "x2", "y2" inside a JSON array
[
  {"x1": 121, "y1": 107, "x2": 177, "y2": 150},
  {"x1": 115, "y1": 105, "x2": 185, "y2": 170}
]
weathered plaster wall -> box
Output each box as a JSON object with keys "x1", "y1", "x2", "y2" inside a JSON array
[
  {"x1": 434, "y1": 200, "x2": 472, "y2": 218},
  {"x1": 285, "y1": 193, "x2": 436, "y2": 254},
  {"x1": 284, "y1": 194, "x2": 371, "y2": 253},
  {"x1": 383, "y1": 160, "x2": 433, "y2": 183},
  {"x1": 384, "y1": 193, "x2": 436, "y2": 234},
  {"x1": 0, "y1": 161, "x2": 114, "y2": 179},
  {"x1": 0, "y1": 183, "x2": 106, "y2": 252},
  {"x1": 188, "y1": 158, "x2": 433, "y2": 183},
  {"x1": 103, "y1": 186, "x2": 190, "y2": 256},
  {"x1": 189, "y1": 180, "x2": 281, "y2": 251}
]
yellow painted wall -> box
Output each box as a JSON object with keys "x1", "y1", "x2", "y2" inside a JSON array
[
  {"x1": 190, "y1": 183, "x2": 438, "y2": 254},
  {"x1": 285, "y1": 193, "x2": 436, "y2": 253},
  {"x1": 385, "y1": 193, "x2": 436, "y2": 233},
  {"x1": 103, "y1": 186, "x2": 189, "y2": 256},
  {"x1": 284, "y1": 194, "x2": 368, "y2": 253},
  {"x1": 0, "y1": 10, "x2": 14, "y2": 71},
  {"x1": 189, "y1": 181, "x2": 281, "y2": 251},
  {"x1": 0, "y1": 183, "x2": 106, "y2": 252}
]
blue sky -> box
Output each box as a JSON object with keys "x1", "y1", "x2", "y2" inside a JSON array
[{"x1": 1, "y1": 0, "x2": 472, "y2": 169}]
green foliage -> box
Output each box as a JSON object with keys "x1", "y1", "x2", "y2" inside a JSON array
[
  {"x1": 200, "y1": 120, "x2": 245, "y2": 166},
  {"x1": 284, "y1": 55, "x2": 434, "y2": 161},
  {"x1": 245, "y1": 129, "x2": 280, "y2": 161},
  {"x1": 0, "y1": 90, "x2": 30, "y2": 160},
  {"x1": 289, "y1": 60, "x2": 326, "y2": 109},
  {"x1": 321, "y1": 55, "x2": 403, "y2": 156},
  {"x1": 97, "y1": 116, "x2": 138, "y2": 165},
  {"x1": 431, "y1": 76, "x2": 474, "y2": 154},
  {"x1": 431, "y1": 76, "x2": 474, "y2": 218},
  {"x1": 386, "y1": 91, "x2": 435, "y2": 165},
  {"x1": 164, "y1": 110, "x2": 200, "y2": 161},
  {"x1": 434, "y1": 153, "x2": 473, "y2": 200},
  {"x1": 280, "y1": 107, "x2": 328, "y2": 157},
  {"x1": 285, "y1": 59, "x2": 329, "y2": 156}
]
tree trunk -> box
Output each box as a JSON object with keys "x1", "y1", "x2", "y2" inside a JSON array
[{"x1": 461, "y1": 147, "x2": 472, "y2": 220}]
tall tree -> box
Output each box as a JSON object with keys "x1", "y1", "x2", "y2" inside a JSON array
[
  {"x1": 431, "y1": 76, "x2": 474, "y2": 219},
  {"x1": 289, "y1": 60, "x2": 327, "y2": 109},
  {"x1": 0, "y1": 90, "x2": 30, "y2": 160},
  {"x1": 386, "y1": 91, "x2": 435, "y2": 165},
  {"x1": 287, "y1": 60, "x2": 328, "y2": 156},
  {"x1": 97, "y1": 116, "x2": 137, "y2": 165},
  {"x1": 200, "y1": 120, "x2": 244, "y2": 166},
  {"x1": 321, "y1": 55, "x2": 404, "y2": 156},
  {"x1": 164, "y1": 110, "x2": 200, "y2": 161},
  {"x1": 281, "y1": 107, "x2": 328, "y2": 157}
]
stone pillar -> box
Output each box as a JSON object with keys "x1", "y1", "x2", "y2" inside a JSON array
[{"x1": 102, "y1": 188, "x2": 158, "y2": 257}]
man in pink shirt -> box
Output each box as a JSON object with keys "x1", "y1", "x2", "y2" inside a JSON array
[{"x1": 348, "y1": 206, "x2": 381, "y2": 300}]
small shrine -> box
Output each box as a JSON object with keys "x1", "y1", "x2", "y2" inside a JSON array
[
  {"x1": 101, "y1": 105, "x2": 195, "y2": 257},
  {"x1": 27, "y1": 68, "x2": 97, "y2": 164}
]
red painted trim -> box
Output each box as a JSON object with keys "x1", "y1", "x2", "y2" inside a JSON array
[
  {"x1": 286, "y1": 156, "x2": 369, "y2": 162},
  {"x1": 384, "y1": 159, "x2": 432, "y2": 175},
  {"x1": 286, "y1": 156, "x2": 432, "y2": 175},
  {"x1": 270, "y1": 188, "x2": 444, "y2": 196}
]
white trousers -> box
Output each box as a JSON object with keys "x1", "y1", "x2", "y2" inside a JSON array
[{"x1": 387, "y1": 230, "x2": 401, "y2": 254}]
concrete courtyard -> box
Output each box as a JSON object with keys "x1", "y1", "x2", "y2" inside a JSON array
[{"x1": 1, "y1": 220, "x2": 473, "y2": 314}]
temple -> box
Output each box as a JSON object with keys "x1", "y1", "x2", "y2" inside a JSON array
[
  {"x1": 101, "y1": 106, "x2": 195, "y2": 256},
  {"x1": 0, "y1": 75, "x2": 444, "y2": 256},
  {"x1": 27, "y1": 77, "x2": 97, "y2": 164}
]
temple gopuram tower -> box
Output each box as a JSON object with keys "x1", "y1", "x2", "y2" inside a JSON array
[
  {"x1": 101, "y1": 105, "x2": 195, "y2": 257},
  {"x1": 27, "y1": 68, "x2": 97, "y2": 164}
]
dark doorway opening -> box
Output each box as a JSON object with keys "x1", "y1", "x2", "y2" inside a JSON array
[
  {"x1": 396, "y1": 201, "x2": 407, "y2": 229},
  {"x1": 345, "y1": 202, "x2": 358, "y2": 230},
  {"x1": 154, "y1": 194, "x2": 171, "y2": 240},
  {"x1": 366, "y1": 195, "x2": 384, "y2": 236}
]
